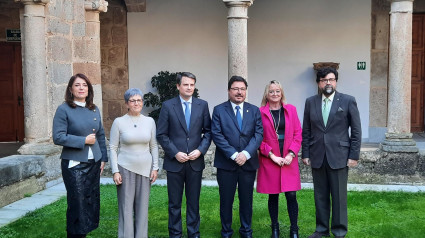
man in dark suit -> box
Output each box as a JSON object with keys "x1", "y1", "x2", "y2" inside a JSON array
[
  {"x1": 157, "y1": 72, "x2": 212, "y2": 238},
  {"x1": 302, "y1": 67, "x2": 361, "y2": 238},
  {"x1": 212, "y1": 76, "x2": 263, "y2": 238}
]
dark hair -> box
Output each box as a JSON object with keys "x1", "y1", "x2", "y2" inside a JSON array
[
  {"x1": 65, "y1": 73, "x2": 96, "y2": 110},
  {"x1": 176, "y1": 72, "x2": 197, "y2": 85},
  {"x1": 228, "y1": 75, "x2": 248, "y2": 90},
  {"x1": 316, "y1": 67, "x2": 338, "y2": 83}
]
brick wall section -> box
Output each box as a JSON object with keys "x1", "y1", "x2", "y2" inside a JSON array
[{"x1": 100, "y1": 0, "x2": 129, "y2": 137}]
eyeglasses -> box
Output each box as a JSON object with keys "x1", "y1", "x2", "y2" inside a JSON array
[
  {"x1": 268, "y1": 90, "x2": 281, "y2": 95},
  {"x1": 128, "y1": 99, "x2": 143, "y2": 104},
  {"x1": 319, "y1": 78, "x2": 336, "y2": 83},
  {"x1": 230, "y1": 87, "x2": 247, "y2": 92}
]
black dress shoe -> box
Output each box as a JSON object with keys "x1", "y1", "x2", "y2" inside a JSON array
[
  {"x1": 335, "y1": 236, "x2": 345, "y2": 238},
  {"x1": 271, "y1": 223, "x2": 280, "y2": 238},
  {"x1": 290, "y1": 230, "x2": 299, "y2": 238},
  {"x1": 221, "y1": 236, "x2": 232, "y2": 238},
  {"x1": 240, "y1": 235, "x2": 252, "y2": 238},
  {"x1": 308, "y1": 231, "x2": 330, "y2": 238}
]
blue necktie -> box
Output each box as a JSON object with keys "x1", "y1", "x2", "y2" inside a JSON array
[
  {"x1": 236, "y1": 105, "x2": 242, "y2": 130},
  {"x1": 184, "y1": 102, "x2": 191, "y2": 130}
]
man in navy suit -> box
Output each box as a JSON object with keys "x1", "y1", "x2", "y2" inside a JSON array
[
  {"x1": 157, "y1": 72, "x2": 212, "y2": 238},
  {"x1": 212, "y1": 76, "x2": 263, "y2": 238},
  {"x1": 302, "y1": 67, "x2": 361, "y2": 238}
]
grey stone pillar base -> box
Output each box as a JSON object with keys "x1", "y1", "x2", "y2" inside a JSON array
[
  {"x1": 18, "y1": 143, "x2": 62, "y2": 155},
  {"x1": 380, "y1": 133, "x2": 419, "y2": 153}
]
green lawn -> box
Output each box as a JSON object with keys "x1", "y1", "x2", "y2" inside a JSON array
[{"x1": 0, "y1": 185, "x2": 424, "y2": 237}]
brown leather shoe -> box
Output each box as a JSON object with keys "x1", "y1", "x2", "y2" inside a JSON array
[{"x1": 308, "y1": 231, "x2": 330, "y2": 238}]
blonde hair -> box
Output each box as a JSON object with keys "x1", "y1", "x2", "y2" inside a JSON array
[{"x1": 260, "y1": 80, "x2": 286, "y2": 106}]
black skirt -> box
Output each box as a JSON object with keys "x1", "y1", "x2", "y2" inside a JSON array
[{"x1": 61, "y1": 159, "x2": 101, "y2": 235}]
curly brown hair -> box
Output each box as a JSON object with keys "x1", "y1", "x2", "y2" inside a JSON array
[{"x1": 65, "y1": 73, "x2": 96, "y2": 110}]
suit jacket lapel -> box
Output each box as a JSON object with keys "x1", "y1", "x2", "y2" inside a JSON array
[
  {"x1": 326, "y1": 91, "x2": 341, "y2": 127},
  {"x1": 224, "y1": 101, "x2": 241, "y2": 131},
  {"x1": 242, "y1": 103, "x2": 251, "y2": 131},
  {"x1": 172, "y1": 97, "x2": 188, "y2": 134},
  {"x1": 314, "y1": 94, "x2": 325, "y2": 129}
]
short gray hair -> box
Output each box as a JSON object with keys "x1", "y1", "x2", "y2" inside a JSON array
[{"x1": 124, "y1": 88, "x2": 143, "y2": 103}]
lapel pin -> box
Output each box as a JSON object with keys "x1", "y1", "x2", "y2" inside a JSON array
[
  {"x1": 94, "y1": 109, "x2": 96, "y2": 112},
  {"x1": 94, "y1": 118, "x2": 97, "y2": 121},
  {"x1": 247, "y1": 110, "x2": 249, "y2": 113}
]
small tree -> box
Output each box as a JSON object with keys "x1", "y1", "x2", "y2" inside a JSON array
[{"x1": 143, "y1": 71, "x2": 199, "y2": 122}]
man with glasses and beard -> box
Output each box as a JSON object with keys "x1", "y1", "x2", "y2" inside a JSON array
[{"x1": 301, "y1": 67, "x2": 361, "y2": 238}]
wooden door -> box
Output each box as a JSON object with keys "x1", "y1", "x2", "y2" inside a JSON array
[
  {"x1": 0, "y1": 43, "x2": 24, "y2": 142},
  {"x1": 412, "y1": 14, "x2": 425, "y2": 132}
]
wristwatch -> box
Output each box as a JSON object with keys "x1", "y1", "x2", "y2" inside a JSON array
[
  {"x1": 268, "y1": 151, "x2": 274, "y2": 158},
  {"x1": 288, "y1": 151, "x2": 296, "y2": 158}
]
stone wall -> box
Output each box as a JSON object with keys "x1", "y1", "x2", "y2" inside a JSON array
[
  {"x1": 47, "y1": 0, "x2": 78, "y2": 137},
  {"x1": 100, "y1": 0, "x2": 129, "y2": 137},
  {"x1": 0, "y1": 1, "x2": 20, "y2": 42},
  {"x1": 369, "y1": 0, "x2": 390, "y2": 142},
  {"x1": 47, "y1": 0, "x2": 105, "y2": 139},
  {"x1": 0, "y1": 155, "x2": 46, "y2": 207},
  {"x1": 300, "y1": 149, "x2": 425, "y2": 185},
  {"x1": 152, "y1": 145, "x2": 425, "y2": 185}
]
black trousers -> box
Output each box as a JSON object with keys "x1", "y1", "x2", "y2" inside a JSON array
[
  {"x1": 217, "y1": 167, "x2": 256, "y2": 237},
  {"x1": 312, "y1": 157, "x2": 348, "y2": 237},
  {"x1": 166, "y1": 162, "x2": 203, "y2": 238}
]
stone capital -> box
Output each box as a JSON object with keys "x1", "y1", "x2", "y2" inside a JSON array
[
  {"x1": 14, "y1": 0, "x2": 48, "y2": 5},
  {"x1": 389, "y1": 0, "x2": 413, "y2": 13},
  {"x1": 223, "y1": 0, "x2": 253, "y2": 9},
  {"x1": 85, "y1": 0, "x2": 108, "y2": 13},
  {"x1": 223, "y1": 0, "x2": 254, "y2": 6},
  {"x1": 223, "y1": 0, "x2": 253, "y2": 19}
]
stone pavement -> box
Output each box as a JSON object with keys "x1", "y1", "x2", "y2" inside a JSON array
[{"x1": 1, "y1": 178, "x2": 425, "y2": 228}]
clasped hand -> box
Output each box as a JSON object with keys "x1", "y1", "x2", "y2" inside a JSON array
[
  {"x1": 175, "y1": 149, "x2": 201, "y2": 163},
  {"x1": 271, "y1": 153, "x2": 293, "y2": 167},
  {"x1": 235, "y1": 152, "x2": 248, "y2": 166}
]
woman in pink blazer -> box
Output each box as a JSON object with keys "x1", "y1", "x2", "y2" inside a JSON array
[{"x1": 257, "y1": 80, "x2": 302, "y2": 238}]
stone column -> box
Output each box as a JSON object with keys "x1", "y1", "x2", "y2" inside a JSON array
[
  {"x1": 15, "y1": 0, "x2": 50, "y2": 153},
  {"x1": 79, "y1": 0, "x2": 108, "y2": 112},
  {"x1": 223, "y1": 0, "x2": 253, "y2": 80},
  {"x1": 381, "y1": 0, "x2": 418, "y2": 152}
]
